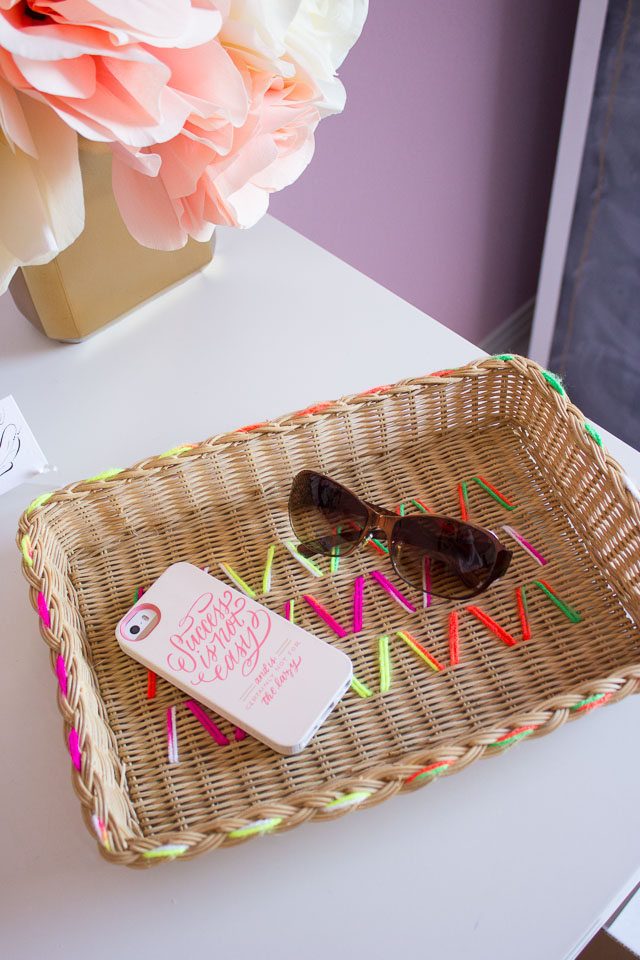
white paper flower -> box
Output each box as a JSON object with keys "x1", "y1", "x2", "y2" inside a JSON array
[
  {"x1": 285, "y1": 0, "x2": 368, "y2": 115},
  {"x1": 0, "y1": 88, "x2": 84, "y2": 294},
  {"x1": 219, "y1": 0, "x2": 368, "y2": 115}
]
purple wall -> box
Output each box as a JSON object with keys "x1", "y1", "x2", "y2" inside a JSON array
[{"x1": 270, "y1": 1, "x2": 579, "y2": 345}]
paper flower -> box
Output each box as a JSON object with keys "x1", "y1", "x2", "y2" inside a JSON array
[
  {"x1": 111, "y1": 49, "x2": 321, "y2": 246},
  {"x1": 0, "y1": 0, "x2": 224, "y2": 291},
  {"x1": 0, "y1": 90, "x2": 84, "y2": 292},
  {"x1": 0, "y1": 1, "x2": 223, "y2": 145},
  {"x1": 0, "y1": 1, "x2": 367, "y2": 289},
  {"x1": 112, "y1": 0, "x2": 368, "y2": 247}
]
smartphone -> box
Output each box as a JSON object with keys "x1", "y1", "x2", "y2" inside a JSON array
[{"x1": 115, "y1": 562, "x2": 353, "y2": 755}]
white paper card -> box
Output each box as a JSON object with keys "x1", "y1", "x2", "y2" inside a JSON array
[{"x1": 0, "y1": 395, "x2": 48, "y2": 496}]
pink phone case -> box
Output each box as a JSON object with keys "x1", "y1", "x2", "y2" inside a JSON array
[{"x1": 115, "y1": 562, "x2": 353, "y2": 755}]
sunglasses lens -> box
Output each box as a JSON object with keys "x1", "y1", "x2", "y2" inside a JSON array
[
  {"x1": 289, "y1": 471, "x2": 369, "y2": 556},
  {"x1": 391, "y1": 516, "x2": 502, "y2": 599}
]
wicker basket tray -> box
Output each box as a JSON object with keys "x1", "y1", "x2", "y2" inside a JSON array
[{"x1": 17, "y1": 355, "x2": 640, "y2": 868}]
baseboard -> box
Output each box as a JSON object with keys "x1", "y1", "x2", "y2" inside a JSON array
[{"x1": 480, "y1": 297, "x2": 536, "y2": 356}]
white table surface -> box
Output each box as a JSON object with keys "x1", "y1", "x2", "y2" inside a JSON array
[{"x1": 1, "y1": 215, "x2": 639, "y2": 960}]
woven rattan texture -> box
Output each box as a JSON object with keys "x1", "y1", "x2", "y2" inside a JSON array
[{"x1": 18, "y1": 357, "x2": 640, "y2": 867}]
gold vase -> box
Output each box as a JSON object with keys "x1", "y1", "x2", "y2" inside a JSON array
[{"x1": 9, "y1": 140, "x2": 213, "y2": 341}]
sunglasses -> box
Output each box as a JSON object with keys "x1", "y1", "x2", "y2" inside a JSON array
[{"x1": 288, "y1": 470, "x2": 513, "y2": 601}]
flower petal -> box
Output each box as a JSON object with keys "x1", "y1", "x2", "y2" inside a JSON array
[
  {"x1": 52, "y1": 0, "x2": 195, "y2": 38},
  {"x1": 110, "y1": 140, "x2": 161, "y2": 176},
  {"x1": 0, "y1": 74, "x2": 36, "y2": 154},
  {"x1": 252, "y1": 127, "x2": 315, "y2": 190},
  {"x1": 111, "y1": 153, "x2": 187, "y2": 249},
  {"x1": 224, "y1": 180, "x2": 269, "y2": 228},
  {"x1": 48, "y1": 63, "x2": 193, "y2": 146},
  {"x1": 157, "y1": 39, "x2": 248, "y2": 127},
  {"x1": 51, "y1": 1, "x2": 223, "y2": 48},
  {"x1": 285, "y1": 0, "x2": 368, "y2": 116},
  {"x1": 0, "y1": 92, "x2": 83, "y2": 292},
  {"x1": 156, "y1": 134, "x2": 215, "y2": 199},
  {"x1": 217, "y1": 18, "x2": 295, "y2": 77},
  {"x1": 214, "y1": 133, "x2": 278, "y2": 197},
  {"x1": 12, "y1": 52, "x2": 97, "y2": 97},
  {"x1": 0, "y1": 10, "x2": 120, "y2": 60}
]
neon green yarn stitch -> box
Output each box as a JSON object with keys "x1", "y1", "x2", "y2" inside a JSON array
[
  {"x1": 532, "y1": 581, "x2": 581, "y2": 622},
  {"x1": 378, "y1": 636, "x2": 391, "y2": 693},
  {"x1": 570, "y1": 693, "x2": 607, "y2": 711},
  {"x1": 20, "y1": 535, "x2": 33, "y2": 566},
  {"x1": 325, "y1": 791, "x2": 371, "y2": 809},
  {"x1": 489, "y1": 729, "x2": 534, "y2": 748},
  {"x1": 541, "y1": 370, "x2": 566, "y2": 396},
  {"x1": 27, "y1": 492, "x2": 52, "y2": 514},
  {"x1": 86, "y1": 468, "x2": 123, "y2": 482},
  {"x1": 351, "y1": 676, "x2": 373, "y2": 698},
  {"x1": 584, "y1": 422, "x2": 603, "y2": 446},
  {"x1": 413, "y1": 763, "x2": 451, "y2": 781},
  {"x1": 142, "y1": 844, "x2": 188, "y2": 859},
  {"x1": 159, "y1": 445, "x2": 193, "y2": 458},
  {"x1": 228, "y1": 818, "x2": 282, "y2": 839}
]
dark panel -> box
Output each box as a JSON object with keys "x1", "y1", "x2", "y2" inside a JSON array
[{"x1": 550, "y1": 0, "x2": 640, "y2": 448}]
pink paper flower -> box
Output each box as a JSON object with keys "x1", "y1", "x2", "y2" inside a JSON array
[
  {"x1": 0, "y1": 1, "x2": 367, "y2": 285},
  {"x1": 111, "y1": 48, "x2": 320, "y2": 247},
  {"x1": 111, "y1": 0, "x2": 368, "y2": 247},
  {"x1": 0, "y1": 2, "x2": 225, "y2": 144},
  {"x1": 0, "y1": 0, "x2": 225, "y2": 289}
]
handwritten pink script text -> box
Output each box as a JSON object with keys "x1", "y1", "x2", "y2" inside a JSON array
[{"x1": 167, "y1": 591, "x2": 271, "y2": 686}]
